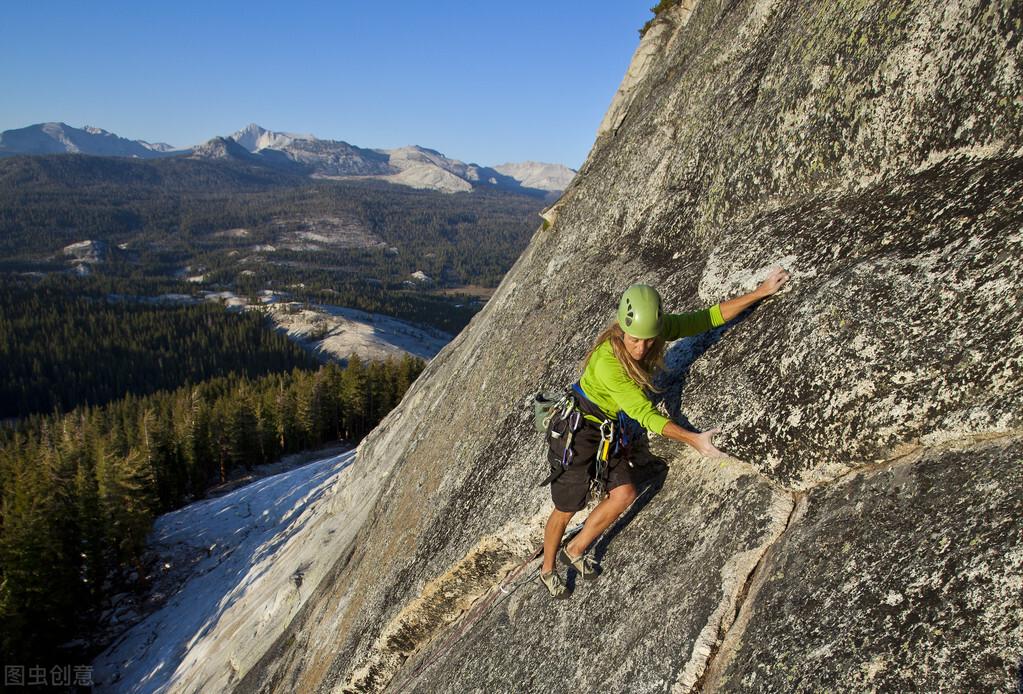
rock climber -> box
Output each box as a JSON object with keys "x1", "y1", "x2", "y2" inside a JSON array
[{"x1": 540, "y1": 268, "x2": 790, "y2": 598}]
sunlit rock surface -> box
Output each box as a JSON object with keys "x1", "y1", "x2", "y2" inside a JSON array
[
  {"x1": 91, "y1": 452, "x2": 360, "y2": 693},
  {"x1": 228, "y1": 0, "x2": 1021, "y2": 691},
  {"x1": 708, "y1": 435, "x2": 1023, "y2": 691}
]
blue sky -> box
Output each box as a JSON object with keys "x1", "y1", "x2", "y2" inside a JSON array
[{"x1": 0, "y1": 1, "x2": 654, "y2": 169}]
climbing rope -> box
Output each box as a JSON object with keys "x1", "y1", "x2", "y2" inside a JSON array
[{"x1": 389, "y1": 480, "x2": 660, "y2": 693}]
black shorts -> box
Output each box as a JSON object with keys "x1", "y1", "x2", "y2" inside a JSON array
[{"x1": 549, "y1": 424, "x2": 641, "y2": 513}]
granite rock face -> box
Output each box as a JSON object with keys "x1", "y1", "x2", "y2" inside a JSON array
[
  {"x1": 663, "y1": 153, "x2": 1023, "y2": 489},
  {"x1": 708, "y1": 435, "x2": 1023, "y2": 691},
  {"x1": 239, "y1": 1, "x2": 1023, "y2": 692},
  {"x1": 401, "y1": 454, "x2": 794, "y2": 694}
]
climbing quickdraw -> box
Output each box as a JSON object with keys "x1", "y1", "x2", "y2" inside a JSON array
[
  {"x1": 537, "y1": 394, "x2": 586, "y2": 486},
  {"x1": 542, "y1": 394, "x2": 583, "y2": 468},
  {"x1": 599, "y1": 420, "x2": 615, "y2": 460},
  {"x1": 538, "y1": 391, "x2": 572, "y2": 433},
  {"x1": 560, "y1": 409, "x2": 582, "y2": 468},
  {"x1": 591, "y1": 419, "x2": 616, "y2": 499}
]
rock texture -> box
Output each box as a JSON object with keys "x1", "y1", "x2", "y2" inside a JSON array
[
  {"x1": 706, "y1": 435, "x2": 1023, "y2": 691},
  {"x1": 231, "y1": 1, "x2": 1022, "y2": 692}
]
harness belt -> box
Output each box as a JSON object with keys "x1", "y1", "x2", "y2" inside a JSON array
[{"x1": 539, "y1": 383, "x2": 620, "y2": 495}]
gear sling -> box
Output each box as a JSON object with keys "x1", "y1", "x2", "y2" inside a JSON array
[{"x1": 539, "y1": 383, "x2": 639, "y2": 497}]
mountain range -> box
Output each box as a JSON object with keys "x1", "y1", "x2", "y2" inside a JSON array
[{"x1": 0, "y1": 122, "x2": 576, "y2": 194}]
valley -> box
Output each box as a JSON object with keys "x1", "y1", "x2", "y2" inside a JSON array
[
  {"x1": 0, "y1": 152, "x2": 549, "y2": 333},
  {"x1": 0, "y1": 122, "x2": 568, "y2": 676}
]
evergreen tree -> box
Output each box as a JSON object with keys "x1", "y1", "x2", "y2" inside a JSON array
[
  {"x1": 75, "y1": 455, "x2": 105, "y2": 603},
  {"x1": 227, "y1": 389, "x2": 259, "y2": 472},
  {"x1": 340, "y1": 355, "x2": 367, "y2": 439},
  {"x1": 273, "y1": 379, "x2": 299, "y2": 453}
]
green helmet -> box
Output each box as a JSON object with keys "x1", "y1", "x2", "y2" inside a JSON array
[{"x1": 617, "y1": 284, "x2": 663, "y2": 338}]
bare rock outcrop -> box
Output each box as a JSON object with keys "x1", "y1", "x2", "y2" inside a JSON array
[{"x1": 238, "y1": 1, "x2": 1023, "y2": 691}]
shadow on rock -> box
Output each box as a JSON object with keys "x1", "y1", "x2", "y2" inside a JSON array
[
  {"x1": 585, "y1": 464, "x2": 670, "y2": 575},
  {"x1": 656, "y1": 306, "x2": 760, "y2": 429}
]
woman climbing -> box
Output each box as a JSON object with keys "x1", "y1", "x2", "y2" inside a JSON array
[{"x1": 540, "y1": 268, "x2": 790, "y2": 598}]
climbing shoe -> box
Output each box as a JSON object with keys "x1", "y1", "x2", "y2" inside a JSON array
[
  {"x1": 539, "y1": 570, "x2": 569, "y2": 599},
  {"x1": 559, "y1": 548, "x2": 602, "y2": 581}
]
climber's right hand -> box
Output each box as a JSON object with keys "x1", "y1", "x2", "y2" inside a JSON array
[
  {"x1": 689, "y1": 427, "x2": 724, "y2": 459},
  {"x1": 662, "y1": 421, "x2": 725, "y2": 458}
]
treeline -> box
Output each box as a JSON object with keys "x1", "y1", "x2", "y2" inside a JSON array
[
  {"x1": 0, "y1": 277, "x2": 320, "y2": 419},
  {"x1": 16, "y1": 272, "x2": 475, "y2": 337},
  {"x1": 0, "y1": 355, "x2": 423, "y2": 668}
]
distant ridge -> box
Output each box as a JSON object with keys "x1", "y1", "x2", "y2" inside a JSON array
[
  {"x1": 0, "y1": 122, "x2": 181, "y2": 158},
  {"x1": 493, "y1": 160, "x2": 576, "y2": 192},
  {"x1": 0, "y1": 121, "x2": 575, "y2": 194},
  {"x1": 228, "y1": 124, "x2": 574, "y2": 194}
]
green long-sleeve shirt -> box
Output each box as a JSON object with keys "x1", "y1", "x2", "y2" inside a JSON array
[{"x1": 577, "y1": 305, "x2": 725, "y2": 435}]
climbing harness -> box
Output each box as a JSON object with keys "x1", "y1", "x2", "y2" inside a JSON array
[
  {"x1": 537, "y1": 381, "x2": 649, "y2": 502},
  {"x1": 537, "y1": 383, "x2": 622, "y2": 497}
]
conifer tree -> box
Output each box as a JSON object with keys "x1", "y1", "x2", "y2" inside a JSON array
[
  {"x1": 274, "y1": 379, "x2": 299, "y2": 452},
  {"x1": 108, "y1": 446, "x2": 157, "y2": 571},
  {"x1": 340, "y1": 355, "x2": 367, "y2": 439},
  {"x1": 227, "y1": 389, "x2": 259, "y2": 472},
  {"x1": 75, "y1": 456, "x2": 105, "y2": 603}
]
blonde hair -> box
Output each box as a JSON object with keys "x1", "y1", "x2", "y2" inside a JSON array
[{"x1": 582, "y1": 321, "x2": 666, "y2": 393}]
